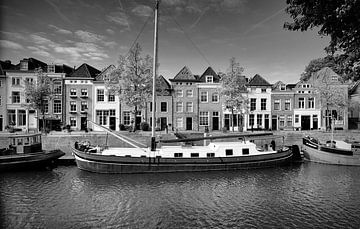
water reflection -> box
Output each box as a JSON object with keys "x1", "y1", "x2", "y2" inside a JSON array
[{"x1": 1, "y1": 163, "x2": 360, "y2": 228}]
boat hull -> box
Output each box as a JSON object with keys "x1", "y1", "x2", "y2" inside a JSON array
[
  {"x1": 72, "y1": 147, "x2": 297, "y2": 174},
  {"x1": 302, "y1": 139, "x2": 360, "y2": 166},
  {"x1": 0, "y1": 150, "x2": 65, "y2": 172}
]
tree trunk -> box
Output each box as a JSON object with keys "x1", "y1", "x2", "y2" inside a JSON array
[
  {"x1": 42, "y1": 111, "x2": 46, "y2": 134},
  {"x1": 133, "y1": 106, "x2": 137, "y2": 132},
  {"x1": 231, "y1": 108, "x2": 234, "y2": 132}
]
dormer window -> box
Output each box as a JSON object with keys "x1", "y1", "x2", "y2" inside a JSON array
[
  {"x1": 47, "y1": 65, "x2": 55, "y2": 73},
  {"x1": 20, "y1": 61, "x2": 28, "y2": 71},
  {"x1": 331, "y1": 75, "x2": 338, "y2": 81},
  {"x1": 280, "y1": 84, "x2": 286, "y2": 91},
  {"x1": 206, "y1": 76, "x2": 213, "y2": 83}
]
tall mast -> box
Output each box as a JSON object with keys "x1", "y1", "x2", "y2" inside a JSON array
[{"x1": 151, "y1": 0, "x2": 159, "y2": 151}]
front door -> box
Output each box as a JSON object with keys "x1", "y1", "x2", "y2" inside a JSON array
[
  {"x1": 272, "y1": 116, "x2": 277, "y2": 131},
  {"x1": 160, "y1": 117, "x2": 167, "y2": 130},
  {"x1": 301, "y1": 115, "x2": 311, "y2": 130},
  {"x1": 186, "y1": 117, "x2": 192, "y2": 130},
  {"x1": 313, "y1": 115, "x2": 318, "y2": 130},
  {"x1": 109, "y1": 117, "x2": 116, "y2": 130},
  {"x1": 212, "y1": 117, "x2": 219, "y2": 130},
  {"x1": 264, "y1": 114, "x2": 269, "y2": 130},
  {"x1": 80, "y1": 117, "x2": 87, "y2": 130},
  {"x1": 0, "y1": 116, "x2": 3, "y2": 131}
]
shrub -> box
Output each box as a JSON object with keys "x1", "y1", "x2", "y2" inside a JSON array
[
  {"x1": 140, "y1": 122, "x2": 150, "y2": 131},
  {"x1": 119, "y1": 124, "x2": 126, "y2": 131}
]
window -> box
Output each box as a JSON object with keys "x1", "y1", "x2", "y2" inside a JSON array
[
  {"x1": 261, "y1": 98, "x2": 266, "y2": 110},
  {"x1": 97, "y1": 89, "x2": 104, "y2": 102},
  {"x1": 295, "y1": 115, "x2": 299, "y2": 123},
  {"x1": 149, "y1": 102, "x2": 155, "y2": 112},
  {"x1": 207, "y1": 153, "x2": 215, "y2": 158},
  {"x1": 174, "y1": 153, "x2": 183, "y2": 158},
  {"x1": 213, "y1": 111, "x2": 219, "y2": 117},
  {"x1": 279, "y1": 115, "x2": 285, "y2": 127},
  {"x1": 47, "y1": 65, "x2": 55, "y2": 73},
  {"x1": 12, "y1": 77, "x2": 21, "y2": 86},
  {"x1": 44, "y1": 100, "x2": 49, "y2": 114},
  {"x1": 25, "y1": 78, "x2": 34, "y2": 84},
  {"x1": 242, "y1": 148, "x2": 249, "y2": 155},
  {"x1": 249, "y1": 114, "x2": 254, "y2": 126},
  {"x1": 200, "y1": 91, "x2": 208, "y2": 102},
  {"x1": 96, "y1": 110, "x2": 109, "y2": 125},
  {"x1": 70, "y1": 101, "x2": 77, "y2": 112},
  {"x1": 299, "y1": 98, "x2": 305, "y2": 109},
  {"x1": 123, "y1": 111, "x2": 130, "y2": 125},
  {"x1": 191, "y1": 153, "x2": 199, "y2": 157},
  {"x1": 225, "y1": 149, "x2": 233, "y2": 156},
  {"x1": 280, "y1": 84, "x2": 286, "y2": 91},
  {"x1": 212, "y1": 93, "x2": 219, "y2": 103},
  {"x1": 261, "y1": 88, "x2": 266, "y2": 93},
  {"x1": 250, "y1": 98, "x2": 256, "y2": 111},
  {"x1": 308, "y1": 98, "x2": 314, "y2": 109},
  {"x1": 274, "y1": 99, "x2": 280, "y2": 110},
  {"x1": 70, "y1": 117, "x2": 76, "y2": 127},
  {"x1": 18, "y1": 110, "x2": 26, "y2": 126},
  {"x1": 176, "y1": 90, "x2": 183, "y2": 97},
  {"x1": 8, "y1": 110, "x2": 16, "y2": 125},
  {"x1": 161, "y1": 102, "x2": 167, "y2": 112},
  {"x1": 186, "y1": 90, "x2": 193, "y2": 97},
  {"x1": 206, "y1": 76, "x2": 213, "y2": 83},
  {"x1": 20, "y1": 61, "x2": 28, "y2": 71},
  {"x1": 81, "y1": 101, "x2": 88, "y2": 112},
  {"x1": 81, "y1": 89, "x2": 88, "y2": 97},
  {"x1": 70, "y1": 88, "x2": 77, "y2": 97},
  {"x1": 53, "y1": 100, "x2": 62, "y2": 114},
  {"x1": 12, "y1": 91, "x2": 20, "y2": 103},
  {"x1": 0, "y1": 96, "x2": 2, "y2": 106},
  {"x1": 0, "y1": 80, "x2": 2, "y2": 87},
  {"x1": 285, "y1": 99, "x2": 291, "y2": 111},
  {"x1": 199, "y1": 111, "x2": 209, "y2": 126},
  {"x1": 110, "y1": 109, "x2": 115, "y2": 116},
  {"x1": 176, "y1": 102, "x2": 183, "y2": 112},
  {"x1": 54, "y1": 83, "x2": 62, "y2": 95},
  {"x1": 186, "y1": 102, "x2": 193, "y2": 112},
  {"x1": 108, "y1": 93, "x2": 115, "y2": 102},
  {"x1": 287, "y1": 115, "x2": 292, "y2": 127},
  {"x1": 257, "y1": 114, "x2": 262, "y2": 127},
  {"x1": 176, "y1": 117, "x2": 183, "y2": 128}
]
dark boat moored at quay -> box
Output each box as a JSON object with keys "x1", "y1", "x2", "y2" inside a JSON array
[
  {"x1": 302, "y1": 136, "x2": 360, "y2": 166},
  {"x1": 0, "y1": 133, "x2": 65, "y2": 172}
]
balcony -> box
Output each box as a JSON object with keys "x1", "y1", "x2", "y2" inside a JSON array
[
  {"x1": 80, "y1": 94, "x2": 88, "y2": 98},
  {"x1": 70, "y1": 94, "x2": 77, "y2": 98},
  {"x1": 69, "y1": 110, "x2": 77, "y2": 114}
]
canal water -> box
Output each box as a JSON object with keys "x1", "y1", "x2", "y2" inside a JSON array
[{"x1": 1, "y1": 163, "x2": 360, "y2": 229}]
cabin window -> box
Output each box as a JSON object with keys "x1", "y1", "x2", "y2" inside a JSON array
[
  {"x1": 140, "y1": 155, "x2": 146, "y2": 158},
  {"x1": 191, "y1": 153, "x2": 199, "y2": 158},
  {"x1": 225, "y1": 149, "x2": 233, "y2": 156},
  {"x1": 174, "y1": 153, "x2": 183, "y2": 158},
  {"x1": 207, "y1": 153, "x2": 215, "y2": 158},
  {"x1": 125, "y1": 155, "x2": 131, "y2": 157},
  {"x1": 242, "y1": 148, "x2": 249, "y2": 155}
]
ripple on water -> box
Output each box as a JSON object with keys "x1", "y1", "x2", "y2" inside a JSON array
[{"x1": 1, "y1": 164, "x2": 360, "y2": 228}]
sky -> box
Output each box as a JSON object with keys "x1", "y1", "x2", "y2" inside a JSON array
[{"x1": 0, "y1": 0, "x2": 330, "y2": 83}]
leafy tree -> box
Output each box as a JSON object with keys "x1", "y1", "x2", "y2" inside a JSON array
[
  {"x1": 24, "y1": 68, "x2": 52, "y2": 132},
  {"x1": 220, "y1": 57, "x2": 248, "y2": 132},
  {"x1": 105, "y1": 43, "x2": 163, "y2": 131},
  {"x1": 284, "y1": 0, "x2": 360, "y2": 81}
]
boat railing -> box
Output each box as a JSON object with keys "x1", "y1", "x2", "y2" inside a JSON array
[{"x1": 7, "y1": 133, "x2": 42, "y2": 154}]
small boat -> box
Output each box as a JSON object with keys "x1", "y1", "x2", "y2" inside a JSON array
[
  {"x1": 302, "y1": 136, "x2": 360, "y2": 166},
  {"x1": 0, "y1": 132, "x2": 65, "y2": 172}
]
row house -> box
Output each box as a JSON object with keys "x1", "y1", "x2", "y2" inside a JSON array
[
  {"x1": 271, "y1": 81, "x2": 296, "y2": 130},
  {"x1": 246, "y1": 74, "x2": 272, "y2": 131},
  {"x1": 349, "y1": 81, "x2": 360, "y2": 129},
  {"x1": 0, "y1": 61, "x2": 16, "y2": 131},
  {"x1": 65, "y1": 63, "x2": 100, "y2": 131}
]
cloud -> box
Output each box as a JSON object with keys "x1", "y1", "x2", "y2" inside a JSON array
[
  {"x1": 28, "y1": 46, "x2": 51, "y2": 57},
  {"x1": 189, "y1": 6, "x2": 210, "y2": 29},
  {"x1": 0, "y1": 31, "x2": 25, "y2": 41},
  {"x1": 132, "y1": 5, "x2": 153, "y2": 17},
  {"x1": 106, "y1": 29, "x2": 115, "y2": 35},
  {"x1": 106, "y1": 12, "x2": 130, "y2": 29},
  {"x1": 30, "y1": 34, "x2": 57, "y2": 47},
  {"x1": 75, "y1": 30, "x2": 105, "y2": 43},
  {"x1": 0, "y1": 40, "x2": 24, "y2": 49},
  {"x1": 49, "y1": 25, "x2": 72, "y2": 35}
]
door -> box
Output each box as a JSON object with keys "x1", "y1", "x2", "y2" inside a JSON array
[
  {"x1": 224, "y1": 114, "x2": 230, "y2": 130},
  {"x1": 0, "y1": 115, "x2": 3, "y2": 131},
  {"x1": 313, "y1": 115, "x2": 318, "y2": 130},
  {"x1": 109, "y1": 117, "x2": 116, "y2": 130},
  {"x1": 160, "y1": 117, "x2": 167, "y2": 130},
  {"x1": 212, "y1": 112, "x2": 219, "y2": 130},
  {"x1": 264, "y1": 114, "x2": 269, "y2": 130},
  {"x1": 301, "y1": 115, "x2": 311, "y2": 130},
  {"x1": 186, "y1": 117, "x2": 192, "y2": 130},
  {"x1": 80, "y1": 117, "x2": 87, "y2": 130},
  {"x1": 272, "y1": 116, "x2": 277, "y2": 131}
]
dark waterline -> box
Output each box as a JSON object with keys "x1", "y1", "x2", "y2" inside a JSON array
[{"x1": 1, "y1": 163, "x2": 360, "y2": 229}]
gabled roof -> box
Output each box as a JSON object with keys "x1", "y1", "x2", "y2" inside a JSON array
[
  {"x1": 309, "y1": 67, "x2": 340, "y2": 84},
  {"x1": 95, "y1": 65, "x2": 116, "y2": 81},
  {"x1": 170, "y1": 66, "x2": 199, "y2": 82},
  {"x1": 0, "y1": 60, "x2": 16, "y2": 73},
  {"x1": 54, "y1": 64, "x2": 74, "y2": 74},
  {"x1": 16, "y1": 57, "x2": 47, "y2": 71},
  {"x1": 198, "y1": 66, "x2": 221, "y2": 82},
  {"x1": 349, "y1": 81, "x2": 360, "y2": 95},
  {"x1": 248, "y1": 74, "x2": 271, "y2": 86},
  {"x1": 272, "y1": 81, "x2": 284, "y2": 90},
  {"x1": 69, "y1": 63, "x2": 101, "y2": 78}
]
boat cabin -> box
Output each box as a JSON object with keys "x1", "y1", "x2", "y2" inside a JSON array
[{"x1": 3, "y1": 133, "x2": 42, "y2": 155}]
